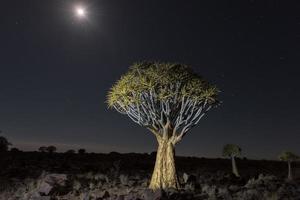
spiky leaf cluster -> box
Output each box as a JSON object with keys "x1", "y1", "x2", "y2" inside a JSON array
[
  {"x1": 279, "y1": 151, "x2": 299, "y2": 162},
  {"x1": 107, "y1": 62, "x2": 218, "y2": 108},
  {"x1": 223, "y1": 144, "x2": 242, "y2": 157},
  {"x1": 107, "y1": 62, "x2": 219, "y2": 141}
]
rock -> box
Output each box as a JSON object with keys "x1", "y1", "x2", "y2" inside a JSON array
[
  {"x1": 183, "y1": 173, "x2": 189, "y2": 184},
  {"x1": 245, "y1": 174, "x2": 278, "y2": 190},
  {"x1": 141, "y1": 179, "x2": 148, "y2": 187},
  {"x1": 94, "y1": 174, "x2": 109, "y2": 183},
  {"x1": 245, "y1": 178, "x2": 257, "y2": 189},
  {"x1": 201, "y1": 184, "x2": 209, "y2": 193},
  {"x1": 228, "y1": 185, "x2": 240, "y2": 192},
  {"x1": 207, "y1": 185, "x2": 217, "y2": 198},
  {"x1": 36, "y1": 173, "x2": 71, "y2": 196},
  {"x1": 80, "y1": 192, "x2": 90, "y2": 200},
  {"x1": 119, "y1": 175, "x2": 129, "y2": 185},
  {"x1": 128, "y1": 180, "x2": 136, "y2": 187},
  {"x1": 38, "y1": 182, "x2": 52, "y2": 195},
  {"x1": 202, "y1": 184, "x2": 217, "y2": 198},
  {"x1": 184, "y1": 182, "x2": 195, "y2": 191},
  {"x1": 73, "y1": 180, "x2": 81, "y2": 191},
  {"x1": 245, "y1": 189, "x2": 260, "y2": 198},
  {"x1": 217, "y1": 188, "x2": 232, "y2": 200},
  {"x1": 102, "y1": 191, "x2": 110, "y2": 199},
  {"x1": 116, "y1": 194, "x2": 125, "y2": 200},
  {"x1": 124, "y1": 193, "x2": 138, "y2": 200},
  {"x1": 140, "y1": 189, "x2": 163, "y2": 200},
  {"x1": 263, "y1": 191, "x2": 279, "y2": 200},
  {"x1": 44, "y1": 174, "x2": 67, "y2": 186}
]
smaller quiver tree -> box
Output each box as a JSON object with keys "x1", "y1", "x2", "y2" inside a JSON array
[
  {"x1": 223, "y1": 144, "x2": 241, "y2": 177},
  {"x1": 279, "y1": 151, "x2": 299, "y2": 180}
]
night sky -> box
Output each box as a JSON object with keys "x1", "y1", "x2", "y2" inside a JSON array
[{"x1": 0, "y1": 0, "x2": 299, "y2": 159}]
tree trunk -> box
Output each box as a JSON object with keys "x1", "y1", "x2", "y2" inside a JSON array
[
  {"x1": 287, "y1": 161, "x2": 292, "y2": 180},
  {"x1": 231, "y1": 156, "x2": 240, "y2": 177},
  {"x1": 149, "y1": 138, "x2": 179, "y2": 190}
]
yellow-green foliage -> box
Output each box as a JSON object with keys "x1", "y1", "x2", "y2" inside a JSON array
[
  {"x1": 107, "y1": 62, "x2": 218, "y2": 108},
  {"x1": 279, "y1": 151, "x2": 299, "y2": 162},
  {"x1": 223, "y1": 144, "x2": 242, "y2": 157}
]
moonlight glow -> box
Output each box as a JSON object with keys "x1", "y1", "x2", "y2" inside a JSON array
[{"x1": 75, "y1": 7, "x2": 86, "y2": 18}]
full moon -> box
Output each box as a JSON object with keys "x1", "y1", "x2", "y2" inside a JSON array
[{"x1": 75, "y1": 7, "x2": 86, "y2": 18}]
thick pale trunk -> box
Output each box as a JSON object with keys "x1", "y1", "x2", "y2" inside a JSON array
[
  {"x1": 287, "y1": 161, "x2": 292, "y2": 180},
  {"x1": 231, "y1": 156, "x2": 240, "y2": 177},
  {"x1": 149, "y1": 138, "x2": 179, "y2": 190}
]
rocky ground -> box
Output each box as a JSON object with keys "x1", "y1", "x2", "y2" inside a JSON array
[
  {"x1": 1, "y1": 172, "x2": 300, "y2": 200},
  {"x1": 0, "y1": 152, "x2": 299, "y2": 200}
]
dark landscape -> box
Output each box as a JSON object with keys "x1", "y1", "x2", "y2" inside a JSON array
[{"x1": 1, "y1": 150, "x2": 300, "y2": 199}]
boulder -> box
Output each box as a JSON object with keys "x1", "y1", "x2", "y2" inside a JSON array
[
  {"x1": 119, "y1": 175, "x2": 129, "y2": 186},
  {"x1": 103, "y1": 191, "x2": 110, "y2": 198},
  {"x1": 183, "y1": 173, "x2": 189, "y2": 184},
  {"x1": 38, "y1": 182, "x2": 52, "y2": 195},
  {"x1": 43, "y1": 174, "x2": 67, "y2": 186}
]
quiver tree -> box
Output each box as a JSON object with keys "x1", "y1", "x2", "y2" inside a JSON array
[
  {"x1": 223, "y1": 144, "x2": 241, "y2": 177},
  {"x1": 107, "y1": 62, "x2": 219, "y2": 190},
  {"x1": 279, "y1": 151, "x2": 299, "y2": 180}
]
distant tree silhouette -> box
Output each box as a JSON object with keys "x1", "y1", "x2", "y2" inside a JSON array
[
  {"x1": 78, "y1": 148, "x2": 86, "y2": 154},
  {"x1": 109, "y1": 151, "x2": 121, "y2": 156},
  {"x1": 107, "y1": 62, "x2": 219, "y2": 190},
  {"x1": 46, "y1": 145, "x2": 57, "y2": 153},
  {"x1": 223, "y1": 144, "x2": 242, "y2": 177},
  {"x1": 10, "y1": 147, "x2": 21, "y2": 153},
  {"x1": 65, "y1": 149, "x2": 75, "y2": 154},
  {"x1": 279, "y1": 151, "x2": 299, "y2": 180},
  {"x1": 38, "y1": 146, "x2": 48, "y2": 152},
  {"x1": 0, "y1": 134, "x2": 12, "y2": 152}
]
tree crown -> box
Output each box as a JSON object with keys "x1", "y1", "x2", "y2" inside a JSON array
[
  {"x1": 279, "y1": 151, "x2": 299, "y2": 162},
  {"x1": 46, "y1": 145, "x2": 57, "y2": 153},
  {"x1": 107, "y1": 62, "x2": 219, "y2": 143},
  {"x1": 0, "y1": 136, "x2": 12, "y2": 152},
  {"x1": 223, "y1": 144, "x2": 242, "y2": 157},
  {"x1": 108, "y1": 62, "x2": 218, "y2": 107}
]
